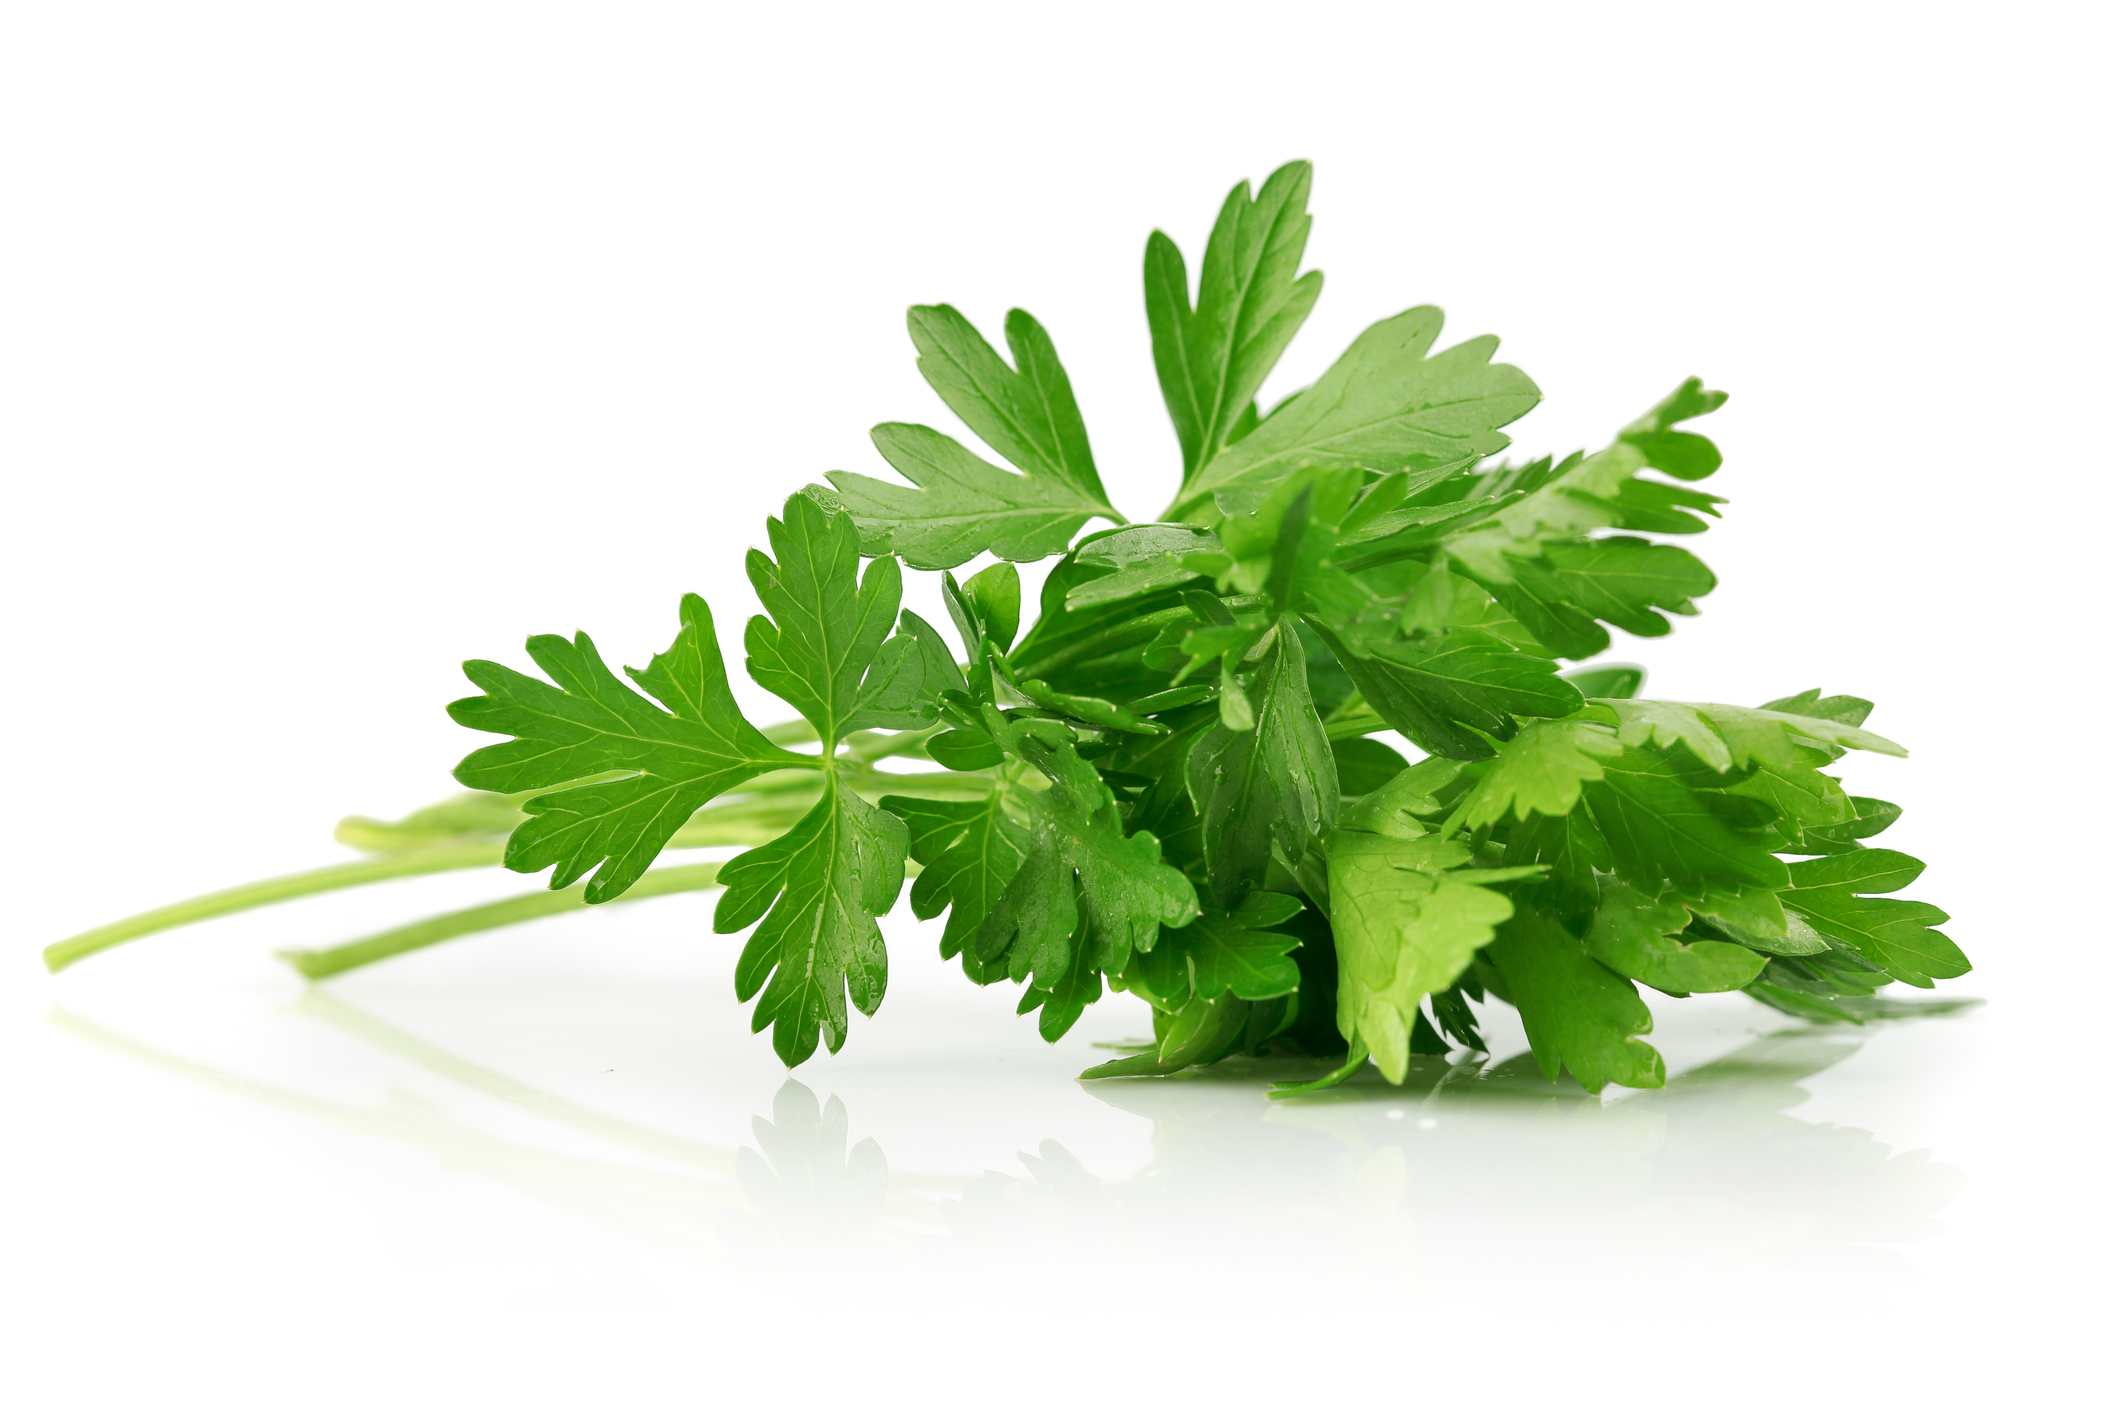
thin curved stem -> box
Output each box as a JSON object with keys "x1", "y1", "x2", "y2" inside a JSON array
[
  {"x1": 43, "y1": 843, "x2": 506, "y2": 973},
  {"x1": 841, "y1": 726, "x2": 943, "y2": 764},
  {"x1": 1324, "y1": 711, "x2": 1389, "y2": 741},
  {"x1": 281, "y1": 861, "x2": 726, "y2": 979},
  {"x1": 44, "y1": 718, "x2": 990, "y2": 973},
  {"x1": 845, "y1": 770, "x2": 995, "y2": 798},
  {"x1": 1266, "y1": 1048, "x2": 1372, "y2": 1098}
]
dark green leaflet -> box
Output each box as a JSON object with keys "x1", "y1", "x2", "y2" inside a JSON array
[
  {"x1": 1186, "y1": 622, "x2": 1338, "y2": 904},
  {"x1": 1147, "y1": 160, "x2": 1323, "y2": 488},
  {"x1": 449, "y1": 593, "x2": 811, "y2": 901},
  {"x1": 720, "y1": 781, "x2": 909, "y2": 1066}
]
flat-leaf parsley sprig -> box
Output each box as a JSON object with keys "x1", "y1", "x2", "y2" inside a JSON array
[{"x1": 46, "y1": 162, "x2": 1972, "y2": 1093}]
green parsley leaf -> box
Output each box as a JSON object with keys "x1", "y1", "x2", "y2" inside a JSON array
[
  {"x1": 744, "y1": 494, "x2": 911, "y2": 741},
  {"x1": 449, "y1": 592, "x2": 811, "y2": 902},
  {"x1": 961, "y1": 561, "x2": 1022, "y2": 651},
  {"x1": 906, "y1": 304, "x2": 1112, "y2": 505},
  {"x1": 1757, "y1": 687, "x2": 1876, "y2": 725},
  {"x1": 1174, "y1": 305, "x2": 1542, "y2": 519},
  {"x1": 1782, "y1": 849, "x2": 1968, "y2": 987},
  {"x1": 1319, "y1": 625, "x2": 1583, "y2": 761},
  {"x1": 827, "y1": 304, "x2": 1122, "y2": 570},
  {"x1": 1583, "y1": 743, "x2": 1789, "y2": 899},
  {"x1": 1598, "y1": 698, "x2": 1734, "y2": 772},
  {"x1": 846, "y1": 609, "x2": 965, "y2": 732},
  {"x1": 825, "y1": 422, "x2": 1119, "y2": 570},
  {"x1": 1561, "y1": 662, "x2": 1646, "y2": 700},
  {"x1": 1187, "y1": 621, "x2": 1339, "y2": 903},
  {"x1": 1726, "y1": 756, "x2": 1859, "y2": 846},
  {"x1": 1697, "y1": 907, "x2": 1831, "y2": 957},
  {"x1": 961, "y1": 714, "x2": 1197, "y2": 988},
  {"x1": 1486, "y1": 911, "x2": 1665, "y2": 1092},
  {"x1": 1326, "y1": 828, "x2": 1536, "y2": 1085},
  {"x1": 1584, "y1": 878, "x2": 1768, "y2": 995},
  {"x1": 1156, "y1": 891, "x2": 1307, "y2": 1003},
  {"x1": 1528, "y1": 535, "x2": 1715, "y2": 639},
  {"x1": 1067, "y1": 524, "x2": 1221, "y2": 610},
  {"x1": 1016, "y1": 915, "x2": 1103, "y2": 1042},
  {"x1": 1443, "y1": 381, "x2": 1727, "y2": 658},
  {"x1": 1339, "y1": 756, "x2": 1473, "y2": 837},
  {"x1": 1146, "y1": 161, "x2": 1323, "y2": 486},
  {"x1": 1599, "y1": 695, "x2": 1905, "y2": 774},
  {"x1": 718, "y1": 783, "x2": 909, "y2": 1066},
  {"x1": 1498, "y1": 805, "x2": 1611, "y2": 924},
  {"x1": 1080, "y1": 992, "x2": 1263, "y2": 1078},
  {"x1": 1689, "y1": 885, "x2": 1795, "y2": 941},
  {"x1": 885, "y1": 795, "x2": 1024, "y2": 974},
  {"x1": 1617, "y1": 375, "x2": 1728, "y2": 477},
  {"x1": 1794, "y1": 795, "x2": 1903, "y2": 853},
  {"x1": 1455, "y1": 715, "x2": 1623, "y2": 829},
  {"x1": 1006, "y1": 554, "x2": 1205, "y2": 702},
  {"x1": 1692, "y1": 702, "x2": 1905, "y2": 767}
]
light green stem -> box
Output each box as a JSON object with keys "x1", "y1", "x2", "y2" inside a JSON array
[
  {"x1": 43, "y1": 843, "x2": 506, "y2": 973},
  {"x1": 1267, "y1": 1048, "x2": 1372, "y2": 1098},
  {"x1": 44, "y1": 752, "x2": 986, "y2": 971},
  {"x1": 1012, "y1": 593, "x2": 1269, "y2": 682},
  {"x1": 280, "y1": 861, "x2": 726, "y2": 979},
  {"x1": 1324, "y1": 711, "x2": 1389, "y2": 741}
]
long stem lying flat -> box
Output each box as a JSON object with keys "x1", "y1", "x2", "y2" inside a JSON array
[
  {"x1": 280, "y1": 861, "x2": 726, "y2": 979},
  {"x1": 42, "y1": 842, "x2": 507, "y2": 973},
  {"x1": 43, "y1": 722, "x2": 987, "y2": 973}
]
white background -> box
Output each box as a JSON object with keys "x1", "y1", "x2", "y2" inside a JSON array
[{"x1": 3, "y1": 2, "x2": 2115, "y2": 1408}]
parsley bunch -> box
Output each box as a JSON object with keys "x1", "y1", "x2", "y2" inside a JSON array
[{"x1": 47, "y1": 163, "x2": 1968, "y2": 1094}]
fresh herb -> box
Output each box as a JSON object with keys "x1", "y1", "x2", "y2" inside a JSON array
[{"x1": 46, "y1": 163, "x2": 1970, "y2": 1094}]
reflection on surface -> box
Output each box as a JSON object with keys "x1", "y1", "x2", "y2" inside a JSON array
[
  {"x1": 1024, "y1": 1046, "x2": 1967, "y2": 1283},
  {"x1": 51, "y1": 995, "x2": 1965, "y2": 1285}
]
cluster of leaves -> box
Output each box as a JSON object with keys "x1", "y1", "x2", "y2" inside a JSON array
[{"x1": 446, "y1": 161, "x2": 1966, "y2": 1091}]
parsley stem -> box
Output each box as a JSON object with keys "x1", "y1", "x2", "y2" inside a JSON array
[
  {"x1": 42, "y1": 843, "x2": 506, "y2": 973},
  {"x1": 1012, "y1": 594, "x2": 1270, "y2": 683},
  {"x1": 43, "y1": 773, "x2": 985, "y2": 973},
  {"x1": 1324, "y1": 711, "x2": 1389, "y2": 740},
  {"x1": 280, "y1": 861, "x2": 726, "y2": 979},
  {"x1": 845, "y1": 770, "x2": 994, "y2": 797},
  {"x1": 1010, "y1": 605, "x2": 1197, "y2": 681},
  {"x1": 1157, "y1": 490, "x2": 1215, "y2": 524},
  {"x1": 841, "y1": 726, "x2": 943, "y2": 764},
  {"x1": 1266, "y1": 1048, "x2": 1372, "y2": 1098}
]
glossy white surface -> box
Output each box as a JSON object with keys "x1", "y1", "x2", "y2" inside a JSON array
[
  {"x1": 3, "y1": 4, "x2": 2113, "y2": 1408},
  {"x1": 6, "y1": 898, "x2": 2102, "y2": 1407}
]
